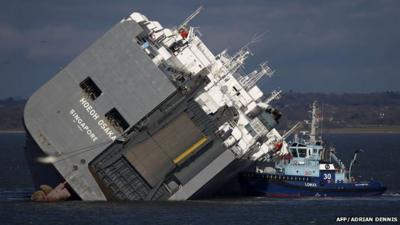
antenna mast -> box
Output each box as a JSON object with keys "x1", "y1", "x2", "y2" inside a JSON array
[
  {"x1": 257, "y1": 90, "x2": 282, "y2": 109},
  {"x1": 225, "y1": 47, "x2": 252, "y2": 73},
  {"x1": 264, "y1": 90, "x2": 282, "y2": 105},
  {"x1": 239, "y1": 62, "x2": 274, "y2": 90},
  {"x1": 309, "y1": 101, "x2": 318, "y2": 144},
  {"x1": 178, "y1": 6, "x2": 204, "y2": 30},
  {"x1": 282, "y1": 122, "x2": 303, "y2": 140}
]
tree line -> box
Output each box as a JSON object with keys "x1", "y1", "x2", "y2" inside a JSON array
[{"x1": 1, "y1": 92, "x2": 399, "y2": 131}]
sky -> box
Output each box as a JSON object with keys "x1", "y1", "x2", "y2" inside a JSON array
[{"x1": 0, "y1": 0, "x2": 399, "y2": 98}]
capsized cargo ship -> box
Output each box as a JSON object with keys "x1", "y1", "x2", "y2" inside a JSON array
[
  {"x1": 239, "y1": 101, "x2": 386, "y2": 197},
  {"x1": 24, "y1": 7, "x2": 289, "y2": 201}
]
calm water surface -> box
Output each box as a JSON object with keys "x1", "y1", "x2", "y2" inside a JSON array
[{"x1": 0, "y1": 133, "x2": 399, "y2": 225}]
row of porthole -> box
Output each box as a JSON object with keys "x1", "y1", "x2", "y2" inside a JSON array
[
  {"x1": 245, "y1": 173, "x2": 312, "y2": 182},
  {"x1": 264, "y1": 175, "x2": 311, "y2": 182}
]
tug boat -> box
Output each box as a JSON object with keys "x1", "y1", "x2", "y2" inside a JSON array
[{"x1": 239, "y1": 102, "x2": 386, "y2": 197}]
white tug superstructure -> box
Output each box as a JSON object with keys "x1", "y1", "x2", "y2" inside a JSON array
[{"x1": 24, "y1": 7, "x2": 290, "y2": 201}]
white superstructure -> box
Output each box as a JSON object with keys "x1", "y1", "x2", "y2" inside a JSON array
[{"x1": 129, "y1": 8, "x2": 289, "y2": 163}]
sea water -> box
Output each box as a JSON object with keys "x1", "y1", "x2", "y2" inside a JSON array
[{"x1": 0, "y1": 133, "x2": 399, "y2": 225}]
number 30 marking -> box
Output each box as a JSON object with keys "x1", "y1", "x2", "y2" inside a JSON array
[{"x1": 323, "y1": 174, "x2": 331, "y2": 180}]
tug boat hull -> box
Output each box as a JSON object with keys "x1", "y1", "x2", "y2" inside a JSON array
[{"x1": 239, "y1": 172, "x2": 386, "y2": 198}]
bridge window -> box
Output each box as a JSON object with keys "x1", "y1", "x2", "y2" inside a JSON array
[
  {"x1": 80, "y1": 77, "x2": 102, "y2": 100},
  {"x1": 290, "y1": 148, "x2": 298, "y2": 157},
  {"x1": 298, "y1": 148, "x2": 307, "y2": 157}
]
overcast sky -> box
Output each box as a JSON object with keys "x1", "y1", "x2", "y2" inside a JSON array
[{"x1": 0, "y1": 0, "x2": 399, "y2": 98}]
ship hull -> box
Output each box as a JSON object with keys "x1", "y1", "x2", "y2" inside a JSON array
[
  {"x1": 24, "y1": 129, "x2": 65, "y2": 189},
  {"x1": 239, "y1": 173, "x2": 386, "y2": 198},
  {"x1": 24, "y1": 128, "x2": 252, "y2": 200},
  {"x1": 24, "y1": 129, "x2": 81, "y2": 199},
  {"x1": 191, "y1": 158, "x2": 254, "y2": 199},
  {"x1": 22, "y1": 10, "x2": 281, "y2": 201}
]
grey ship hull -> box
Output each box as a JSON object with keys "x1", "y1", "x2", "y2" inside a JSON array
[
  {"x1": 23, "y1": 18, "x2": 253, "y2": 200},
  {"x1": 25, "y1": 129, "x2": 64, "y2": 189},
  {"x1": 25, "y1": 126, "x2": 252, "y2": 199},
  {"x1": 25, "y1": 129, "x2": 252, "y2": 199}
]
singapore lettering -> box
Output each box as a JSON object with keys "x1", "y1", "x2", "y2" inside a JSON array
[
  {"x1": 70, "y1": 109, "x2": 98, "y2": 142},
  {"x1": 69, "y1": 97, "x2": 117, "y2": 142}
]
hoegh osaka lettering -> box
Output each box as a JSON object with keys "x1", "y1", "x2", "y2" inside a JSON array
[
  {"x1": 80, "y1": 97, "x2": 100, "y2": 120},
  {"x1": 77, "y1": 97, "x2": 117, "y2": 141}
]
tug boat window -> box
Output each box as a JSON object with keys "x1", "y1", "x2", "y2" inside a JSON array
[
  {"x1": 307, "y1": 148, "x2": 312, "y2": 156},
  {"x1": 298, "y1": 148, "x2": 307, "y2": 158},
  {"x1": 290, "y1": 148, "x2": 298, "y2": 157},
  {"x1": 105, "y1": 108, "x2": 130, "y2": 133},
  {"x1": 80, "y1": 77, "x2": 102, "y2": 100}
]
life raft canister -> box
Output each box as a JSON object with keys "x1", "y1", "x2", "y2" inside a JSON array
[
  {"x1": 274, "y1": 141, "x2": 283, "y2": 151},
  {"x1": 179, "y1": 29, "x2": 189, "y2": 39}
]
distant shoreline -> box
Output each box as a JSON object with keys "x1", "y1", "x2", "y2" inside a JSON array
[
  {"x1": 324, "y1": 126, "x2": 400, "y2": 134},
  {"x1": 0, "y1": 130, "x2": 25, "y2": 134},
  {"x1": 2, "y1": 126, "x2": 400, "y2": 135}
]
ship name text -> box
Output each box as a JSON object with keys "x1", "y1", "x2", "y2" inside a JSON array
[
  {"x1": 68, "y1": 97, "x2": 117, "y2": 142},
  {"x1": 79, "y1": 97, "x2": 117, "y2": 141},
  {"x1": 304, "y1": 182, "x2": 317, "y2": 187}
]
